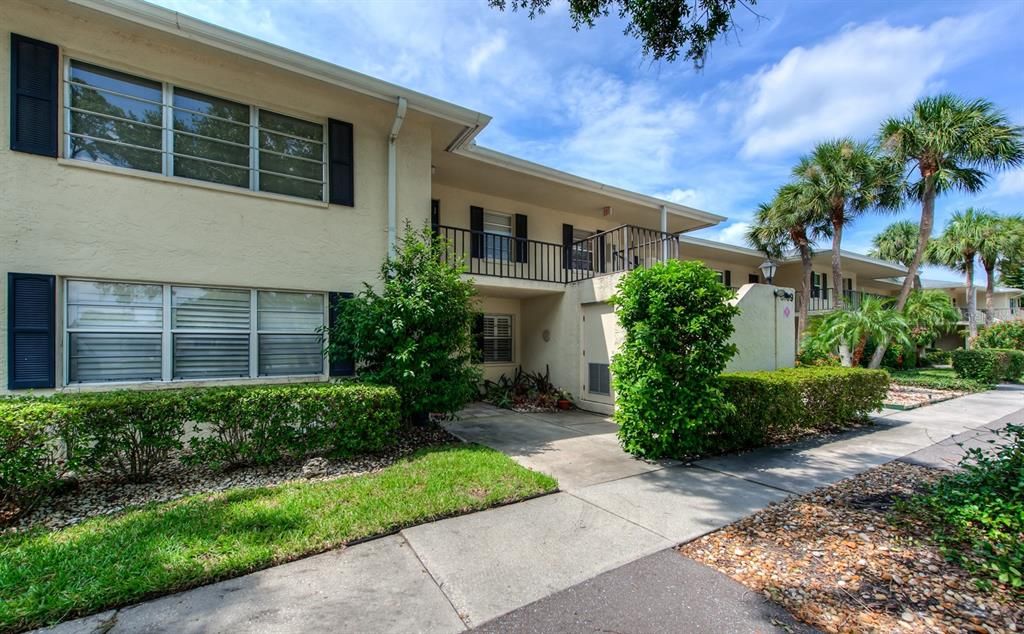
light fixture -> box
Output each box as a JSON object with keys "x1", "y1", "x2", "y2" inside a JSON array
[{"x1": 759, "y1": 259, "x2": 778, "y2": 285}]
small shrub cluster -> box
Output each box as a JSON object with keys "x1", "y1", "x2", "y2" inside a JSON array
[
  {"x1": 611, "y1": 260, "x2": 739, "y2": 459},
  {"x1": 919, "y1": 349, "x2": 952, "y2": 366},
  {"x1": 951, "y1": 348, "x2": 1024, "y2": 384},
  {"x1": 481, "y1": 366, "x2": 571, "y2": 412},
  {"x1": 1, "y1": 382, "x2": 400, "y2": 519},
  {"x1": 908, "y1": 423, "x2": 1024, "y2": 590},
  {"x1": 973, "y1": 321, "x2": 1024, "y2": 351},
  {"x1": 716, "y1": 367, "x2": 889, "y2": 453}
]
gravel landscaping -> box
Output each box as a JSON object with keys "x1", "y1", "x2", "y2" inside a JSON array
[
  {"x1": 4, "y1": 423, "x2": 455, "y2": 534},
  {"x1": 884, "y1": 384, "x2": 966, "y2": 410},
  {"x1": 680, "y1": 461, "x2": 1023, "y2": 634}
]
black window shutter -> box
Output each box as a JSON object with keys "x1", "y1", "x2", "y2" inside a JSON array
[
  {"x1": 822, "y1": 273, "x2": 828, "y2": 300},
  {"x1": 328, "y1": 119, "x2": 354, "y2": 206},
  {"x1": 514, "y1": 213, "x2": 528, "y2": 264},
  {"x1": 724, "y1": 270, "x2": 732, "y2": 287},
  {"x1": 597, "y1": 233, "x2": 606, "y2": 273},
  {"x1": 327, "y1": 291, "x2": 354, "y2": 376},
  {"x1": 10, "y1": 34, "x2": 59, "y2": 157},
  {"x1": 430, "y1": 199, "x2": 440, "y2": 235},
  {"x1": 562, "y1": 224, "x2": 574, "y2": 269},
  {"x1": 748, "y1": 273, "x2": 759, "y2": 284},
  {"x1": 470, "y1": 206, "x2": 484, "y2": 258},
  {"x1": 473, "y1": 314, "x2": 485, "y2": 361},
  {"x1": 7, "y1": 273, "x2": 55, "y2": 389}
]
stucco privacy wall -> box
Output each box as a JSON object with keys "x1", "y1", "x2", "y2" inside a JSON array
[
  {"x1": 0, "y1": 1, "x2": 433, "y2": 390},
  {"x1": 725, "y1": 284, "x2": 796, "y2": 372}
]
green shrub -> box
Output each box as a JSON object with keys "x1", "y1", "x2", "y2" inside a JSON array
[
  {"x1": 920, "y1": 349, "x2": 952, "y2": 366},
  {"x1": 952, "y1": 348, "x2": 1024, "y2": 383},
  {"x1": 611, "y1": 260, "x2": 739, "y2": 459},
  {"x1": 327, "y1": 223, "x2": 479, "y2": 422},
  {"x1": 908, "y1": 423, "x2": 1024, "y2": 589},
  {"x1": 717, "y1": 367, "x2": 889, "y2": 452},
  {"x1": 887, "y1": 368, "x2": 988, "y2": 392},
  {"x1": 60, "y1": 390, "x2": 188, "y2": 483},
  {"x1": 0, "y1": 399, "x2": 71, "y2": 517},
  {"x1": 974, "y1": 321, "x2": 1024, "y2": 351},
  {"x1": 186, "y1": 382, "x2": 400, "y2": 469}
]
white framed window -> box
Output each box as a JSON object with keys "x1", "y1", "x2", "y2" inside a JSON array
[
  {"x1": 64, "y1": 59, "x2": 327, "y2": 201},
  {"x1": 482, "y1": 210, "x2": 513, "y2": 261},
  {"x1": 64, "y1": 279, "x2": 326, "y2": 385},
  {"x1": 572, "y1": 228, "x2": 595, "y2": 270},
  {"x1": 713, "y1": 270, "x2": 726, "y2": 285},
  {"x1": 482, "y1": 314, "x2": 513, "y2": 363}
]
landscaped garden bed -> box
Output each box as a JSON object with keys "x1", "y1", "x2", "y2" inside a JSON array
[
  {"x1": 883, "y1": 384, "x2": 966, "y2": 410},
  {"x1": 680, "y1": 432, "x2": 1024, "y2": 634}
]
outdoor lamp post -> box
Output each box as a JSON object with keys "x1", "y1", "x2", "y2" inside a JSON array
[{"x1": 759, "y1": 259, "x2": 778, "y2": 285}]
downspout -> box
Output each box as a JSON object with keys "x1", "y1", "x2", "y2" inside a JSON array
[
  {"x1": 387, "y1": 96, "x2": 408, "y2": 256},
  {"x1": 660, "y1": 205, "x2": 669, "y2": 260}
]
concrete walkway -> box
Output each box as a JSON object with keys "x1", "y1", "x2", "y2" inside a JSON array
[{"x1": 41, "y1": 386, "x2": 1023, "y2": 634}]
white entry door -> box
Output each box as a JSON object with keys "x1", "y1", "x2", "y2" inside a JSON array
[{"x1": 581, "y1": 302, "x2": 617, "y2": 407}]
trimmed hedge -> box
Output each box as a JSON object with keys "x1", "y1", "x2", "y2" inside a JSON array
[
  {"x1": 920, "y1": 349, "x2": 952, "y2": 366},
  {"x1": 0, "y1": 399, "x2": 71, "y2": 518},
  {"x1": 716, "y1": 367, "x2": 889, "y2": 453},
  {"x1": 952, "y1": 348, "x2": 1024, "y2": 384},
  {"x1": 1, "y1": 382, "x2": 401, "y2": 517},
  {"x1": 185, "y1": 383, "x2": 401, "y2": 469}
]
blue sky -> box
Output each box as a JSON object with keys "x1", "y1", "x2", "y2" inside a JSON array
[{"x1": 151, "y1": 0, "x2": 1024, "y2": 281}]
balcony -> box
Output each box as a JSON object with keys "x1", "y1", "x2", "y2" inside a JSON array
[
  {"x1": 796, "y1": 289, "x2": 890, "y2": 313},
  {"x1": 959, "y1": 307, "x2": 1024, "y2": 323},
  {"x1": 435, "y1": 224, "x2": 680, "y2": 285}
]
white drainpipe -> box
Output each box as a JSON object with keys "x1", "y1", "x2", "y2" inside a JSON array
[
  {"x1": 387, "y1": 96, "x2": 408, "y2": 256},
  {"x1": 660, "y1": 204, "x2": 669, "y2": 260}
]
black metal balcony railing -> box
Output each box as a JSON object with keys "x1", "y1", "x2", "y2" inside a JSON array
[
  {"x1": 435, "y1": 224, "x2": 681, "y2": 285},
  {"x1": 960, "y1": 307, "x2": 1024, "y2": 322},
  {"x1": 796, "y1": 289, "x2": 889, "y2": 313}
]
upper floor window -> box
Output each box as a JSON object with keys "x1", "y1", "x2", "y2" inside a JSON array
[
  {"x1": 483, "y1": 210, "x2": 513, "y2": 261},
  {"x1": 65, "y1": 59, "x2": 326, "y2": 201}
]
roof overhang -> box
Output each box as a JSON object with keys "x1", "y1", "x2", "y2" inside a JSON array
[
  {"x1": 67, "y1": 0, "x2": 491, "y2": 149},
  {"x1": 434, "y1": 145, "x2": 726, "y2": 233},
  {"x1": 784, "y1": 250, "x2": 908, "y2": 279},
  {"x1": 677, "y1": 235, "x2": 766, "y2": 267}
]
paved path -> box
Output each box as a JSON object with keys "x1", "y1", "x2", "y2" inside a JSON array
[{"x1": 41, "y1": 386, "x2": 1023, "y2": 634}]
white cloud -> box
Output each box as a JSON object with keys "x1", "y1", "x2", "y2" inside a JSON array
[
  {"x1": 736, "y1": 13, "x2": 989, "y2": 159},
  {"x1": 466, "y1": 33, "x2": 508, "y2": 78},
  {"x1": 994, "y1": 169, "x2": 1024, "y2": 197},
  {"x1": 718, "y1": 221, "x2": 753, "y2": 245},
  {"x1": 657, "y1": 188, "x2": 704, "y2": 207}
]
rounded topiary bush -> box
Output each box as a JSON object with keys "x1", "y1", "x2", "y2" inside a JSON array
[{"x1": 611, "y1": 260, "x2": 739, "y2": 459}]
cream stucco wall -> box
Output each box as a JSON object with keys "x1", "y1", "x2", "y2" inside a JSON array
[
  {"x1": 725, "y1": 285, "x2": 797, "y2": 372},
  {"x1": 1, "y1": 1, "x2": 433, "y2": 391}
]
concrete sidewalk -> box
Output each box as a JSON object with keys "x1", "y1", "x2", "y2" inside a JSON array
[{"x1": 41, "y1": 386, "x2": 1023, "y2": 633}]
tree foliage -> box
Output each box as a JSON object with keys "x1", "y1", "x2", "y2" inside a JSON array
[
  {"x1": 812, "y1": 296, "x2": 912, "y2": 368},
  {"x1": 926, "y1": 208, "x2": 994, "y2": 340},
  {"x1": 869, "y1": 220, "x2": 924, "y2": 269},
  {"x1": 488, "y1": 0, "x2": 758, "y2": 68},
  {"x1": 611, "y1": 260, "x2": 739, "y2": 459},
  {"x1": 327, "y1": 223, "x2": 481, "y2": 422}
]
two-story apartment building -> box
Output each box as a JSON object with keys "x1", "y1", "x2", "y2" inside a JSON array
[{"x1": 5, "y1": 0, "x2": 1013, "y2": 413}]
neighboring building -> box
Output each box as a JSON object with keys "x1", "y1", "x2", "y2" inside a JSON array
[{"x1": 0, "y1": 0, "x2": 978, "y2": 411}]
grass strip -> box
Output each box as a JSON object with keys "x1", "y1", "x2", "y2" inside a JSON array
[{"x1": 0, "y1": 444, "x2": 556, "y2": 632}]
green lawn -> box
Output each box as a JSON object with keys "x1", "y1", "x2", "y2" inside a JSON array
[
  {"x1": 887, "y1": 367, "x2": 989, "y2": 393},
  {"x1": 0, "y1": 444, "x2": 556, "y2": 632}
]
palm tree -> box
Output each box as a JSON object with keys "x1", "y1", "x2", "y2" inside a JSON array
[
  {"x1": 816, "y1": 296, "x2": 911, "y2": 367},
  {"x1": 869, "y1": 220, "x2": 924, "y2": 288},
  {"x1": 900, "y1": 289, "x2": 960, "y2": 362},
  {"x1": 978, "y1": 214, "x2": 1024, "y2": 323},
  {"x1": 747, "y1": 183, "x2": 830, "y2": 339},
  {"x1": 926, "y1": 208, "x2": 990, "y2": 343},
  {"x1": 879, "y1": 95, "x2": 1024, "y2": 314},
  {"x1": 792, "y1": 139, "x2": 903, "y2": 312}
]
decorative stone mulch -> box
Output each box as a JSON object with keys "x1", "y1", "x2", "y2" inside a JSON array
[
  {"x1": 680, "y1": 461, "x2": 1022, "y2": 634},
  {"x1": 4, "y1": 424, "x2": 457, "y2": 534},
  {"x1": 885, "y1": 385, "x2": 966, "y2": 410}
]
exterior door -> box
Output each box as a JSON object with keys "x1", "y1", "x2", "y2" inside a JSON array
[{"x1": 581, "y1": 302, "x2": 617, "y2": 407}]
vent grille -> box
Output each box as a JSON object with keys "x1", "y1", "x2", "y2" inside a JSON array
[{"x1": 588, "y1": 363, "x2": 611, "y2": 395}]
